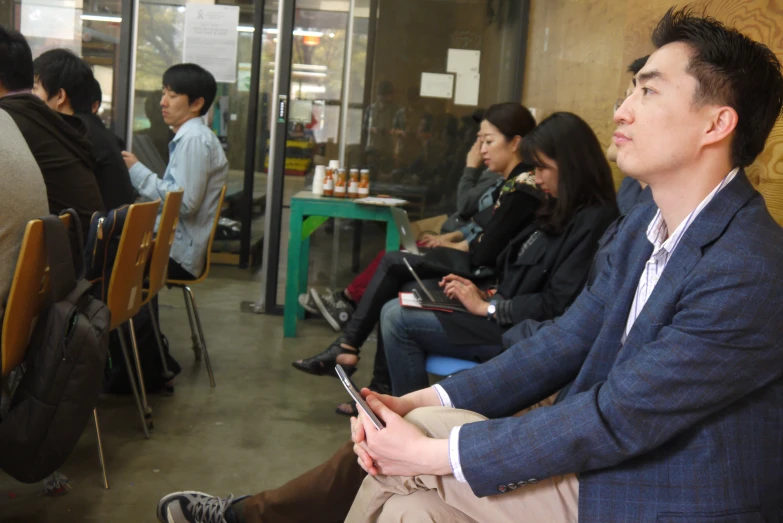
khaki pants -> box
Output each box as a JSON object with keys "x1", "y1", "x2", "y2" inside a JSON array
[{"x1": 346, "y1": 396, "x2": 578, "y2": 523}]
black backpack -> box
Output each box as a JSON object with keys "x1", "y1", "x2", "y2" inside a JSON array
[{"x1": 0, "y1": 211, "x2": 110, "y2": 483}]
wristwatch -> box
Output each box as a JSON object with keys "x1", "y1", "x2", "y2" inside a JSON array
[{"x1": 487, "y1": 300, "x2": 498, "y2": 321}]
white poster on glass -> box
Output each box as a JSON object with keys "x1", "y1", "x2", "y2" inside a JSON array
[
  {"x1": 20, "y1": 0, "x2": 79, "y2": 41},
  {"x1": 420, "y1": 73, "x2": 454, "y2": 99},
  {"x1": 446, "y1": 49, "x2": 480, "y2": 75},
  {"x1": 183, "y1": 4, "x2": 240, "y2": 83},
  {"x1": 454, "y1": 72, "x2": 480, "y2": 106}
]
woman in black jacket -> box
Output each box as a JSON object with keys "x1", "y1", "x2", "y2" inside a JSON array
[
  {"x1": 292, "y1": 103, "x2": 542, "y2": 382},
  {"x1": 381, "y1": 111, "x2": 619, "y2": 396}
]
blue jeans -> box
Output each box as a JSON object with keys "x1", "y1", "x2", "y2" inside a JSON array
[{"x1": 380, "y1": 300, "x2": 504, "y2": 396}]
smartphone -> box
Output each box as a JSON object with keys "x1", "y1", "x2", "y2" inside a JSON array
[{"x1": 335, "y1": 364, "x2": 385, "y2": 430}]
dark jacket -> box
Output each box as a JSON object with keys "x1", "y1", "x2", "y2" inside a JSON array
[
  {"x1": 440, "y1": 172, "x2": 783, "y2": 522},
  {"x1": 467, "y1": 162, "x2": 543, "y2": 267},
  {"x1": 74, "y1": 112, "x2": 136, "y2": 210},
  {"x1": 437, "y1": 203, "x2": 619, "y2": 345},
  {"x1": 0, "y1": 94, "x2": 104, "y2": 237}
]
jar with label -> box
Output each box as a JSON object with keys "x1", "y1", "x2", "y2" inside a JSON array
[
  {"x1": 358, "y1": 169, "x2": 370, "y2": 197},
  {"x1": 323, "y1": 167, "x2": 335, "y2": 196},
  {"x1": 334, "y1": 168, "x2": 347, "y2": 198},
  {"x1": 348, "y1": 169, "x2": 359, "y2": 198}
]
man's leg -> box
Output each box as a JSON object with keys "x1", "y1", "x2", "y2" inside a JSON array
[
  {"x1": 346, "y1": 406, "x2": 578, "y2": 523},
  {"x1": 380, "y1": 301, "x2": 504, "y2": 396},
  {"x1": 236, "y1": 441, "x2": 366, "y2": 523}
]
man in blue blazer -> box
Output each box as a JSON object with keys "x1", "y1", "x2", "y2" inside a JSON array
[{"x1": 347, "y1": 8, "x2": 783, "y2": 523}]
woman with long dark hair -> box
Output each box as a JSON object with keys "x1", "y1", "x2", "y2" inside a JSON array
[
  {"x1": 381, "y1": 112, "x2": 619, "y2": 396},
  {"x1": 292, "y1": 103, "x2": 543, "y2": 385}
]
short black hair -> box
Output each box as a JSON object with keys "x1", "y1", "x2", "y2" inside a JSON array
[
  {"x1": 89, "y1": 75, "x2": 102, "y2": 110},
  {"x1": 627, "y1": 55, "x2": 649, "y2": 75},
  {"x1": 162, "y1": 63, "x2": 217, "y2": 116},
  {"x1": 0, "y1": 25, "x2": 34, "y2": 91},
  {"x1": 521, "y1": 112, "x2": 618, "y2": 235},
  {"x1": 651, "y1": 6, "x2": 783, "y2": 167},
  {"x1": 33, "y1": 48, "x2": 95, "y2": 114}
]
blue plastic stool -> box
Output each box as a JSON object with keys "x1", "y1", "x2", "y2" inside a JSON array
[{"x1": 426, "y1": 355, "x2": 480, "y2": 377}]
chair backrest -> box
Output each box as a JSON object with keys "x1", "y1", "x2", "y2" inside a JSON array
[
  {"x1": 168, "y1": 184, "x2": 227, "y2": 284},
  {"x1": 143, "y1": 190, "x2": 183, "y2": 303},
  {"x1": 107, "y1": 200, "x2": 160, "y2": 330},
  {"x1": 1, "y1": 215, "x2": 71, "y2": 375}
]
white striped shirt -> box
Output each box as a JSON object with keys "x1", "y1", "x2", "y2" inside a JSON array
[{"x1": 622, "y1": 167, "x2": 738, "y2": 342}]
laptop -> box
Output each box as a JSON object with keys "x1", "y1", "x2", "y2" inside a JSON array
[
  {"x1": 390, "y1": 207, "x2": 422, "y2": 255},
  {"x1": 403, "y1": 258, "x2": 466, "y2": 312}
]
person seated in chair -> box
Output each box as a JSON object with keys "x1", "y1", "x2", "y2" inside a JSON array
[
  {"x1": 0, "y1": 26, "x2": 104, "y2": 239},
  {"x1": 32, "y1": 49, "x2": 136, "y2": 211},
  {"x1": 122, "y1": 63, "x2": 228, "y2": 281}
]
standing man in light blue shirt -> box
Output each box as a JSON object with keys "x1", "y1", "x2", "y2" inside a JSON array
[{"x1": 122, "y1": 63, "x2": 228, "y2": 280}]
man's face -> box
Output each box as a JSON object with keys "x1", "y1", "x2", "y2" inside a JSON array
[
  {"x1": 160, "y1": 87, "x2": 200, "y2": 129},
  {"x1": 606, "y1": 79, "x2": 635, "y2": 162},
  {"x1": 612, "y1": 42, "x2": 713, "y2": 182},
  {"x1": 32, "y1": 79, "x2": 59, "y2": 111}
]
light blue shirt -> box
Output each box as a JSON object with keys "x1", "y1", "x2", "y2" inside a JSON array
[{"x1": 129, "y1": 117, "x2": 228, "y2": 277}]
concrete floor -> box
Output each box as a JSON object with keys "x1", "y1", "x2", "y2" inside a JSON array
[{"x1": 0, "y1": 222, "x2": 384, "y2": 523}]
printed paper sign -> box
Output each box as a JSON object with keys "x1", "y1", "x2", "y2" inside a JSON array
[{"x1": 183, "y1": 4, "x2": 240, "y2": 83}]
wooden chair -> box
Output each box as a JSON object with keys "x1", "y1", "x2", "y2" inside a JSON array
[
  {"x1": 139, "y1": 190, "x2": 183, "y2": 384},
  {"x1": 105, "y1": 200, "x2": 160, "y2": 437},
  {"x1": 1, "y1": 215, "x2": 109, "y2": 489},
  {"x1": 167, "y1": 185, "x2": 227, "y2": 388}
]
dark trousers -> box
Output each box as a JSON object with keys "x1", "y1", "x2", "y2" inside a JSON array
[
  {"x1": 235, "y1": 441, "x2": 364, "y2": 523},
  {"x1": 341, "y1": 251, "x2": 443, "y2": 350},
  {"x1": 167, "y1": 258, "x2": 196, "y2": 280}
]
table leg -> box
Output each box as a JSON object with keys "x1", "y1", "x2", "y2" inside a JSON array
[
  {"x1": 352, "y1": 221, "x2": 363, "y2": 273},
  {"x1": 284, "y1": 205, "x2": 304, "y2": 338},
  {"x1": 297, "y1": 236, "x2": 310, "y2": 320},
  {"x1": 385, "y1": 217, "x2": 401, "y2": 252}
]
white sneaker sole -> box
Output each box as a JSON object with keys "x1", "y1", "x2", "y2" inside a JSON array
[
  {"x1": 298, "y1": 291, "x2": 319, "y2": 314},
  {"x1": 311, "y1": 289, "x2": 342, "y2": 332}
]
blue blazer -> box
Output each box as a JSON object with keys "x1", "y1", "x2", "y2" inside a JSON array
[{"x1": 440, "y1": 171, "x2": 783, "y2": 523}]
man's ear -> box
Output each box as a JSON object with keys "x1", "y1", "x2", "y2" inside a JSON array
[
  {"x1": 190, "y1": 97, "x2": 206, "y2": 116},
  {"x1": 55, "y1": 88, "x2": 69, "y2": 111},
  {"x1": 703, "y1": 105, "x2": 738, "y2": 147}
]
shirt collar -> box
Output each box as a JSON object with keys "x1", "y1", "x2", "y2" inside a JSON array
[
  {"x1": 646, "y1": 167, "x2": 740, "y2": 254},
  {"x1": 172, "y1": 116, "x2": 206, "y2": 142}
]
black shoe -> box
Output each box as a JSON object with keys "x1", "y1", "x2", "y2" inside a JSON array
[{"x1": 291, "y1": 340, "x2": 359, "y2": 378}]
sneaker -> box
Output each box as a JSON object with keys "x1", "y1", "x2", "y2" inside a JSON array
[
  {"x1": 311, "y1": 290, "x2": 355, "y2": 332},
  {"x1": 297, "y1": 289, "x2": 319, "y2": 314},
  {"x1": 156, "y1": 491, "x2": 248, "y2": 523}
]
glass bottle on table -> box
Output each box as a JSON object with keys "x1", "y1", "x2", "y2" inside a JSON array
[
  {"x1": 323, "y1": 166, "x2": 335, "y2": 196},
  {"x1": 335, "y1": 168, "x2": 347, "y2": 198},
  {"x1": 348, "y1": 169, "x2": 359, "y2": 198}
]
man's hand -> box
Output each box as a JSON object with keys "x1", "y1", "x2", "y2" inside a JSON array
[
  {"x1": 121, "y1": 151, "x2": 138, "y2": 169},
  {"x1": 351, "y1": 394, "x2": 451, "y2": 477},
  {"x1": 466, "y1": 137, "x2": 483, "y2": 169},
  {"x1": 441, "y1": 274, "x2": 489, "y2": 316}
]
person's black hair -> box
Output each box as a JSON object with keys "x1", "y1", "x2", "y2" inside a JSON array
[
  {"x1": 651, "y1": 6, "x2": 783, "y2": 167},
  {"x1": 0, "y1": 25, "x2": 33, "y2": 91},
  {"x1": 89, "y1": 75, "x2": 102, "y2": 110},
  {"x1": 162, "y1": 63, "x2": 217, "y2": 116},
  {"x1": 627, "y1": 55, "x2": 649, "y2": 75},
  {"x1": 521, "y1": 112, "x2": 617, "y2": 235},
  {"x1": 33, "y1": 48, "x2": 95, "y2": 113},
  {"x1": 482, "y1": 102, "x2": 536, "y2": 149}
]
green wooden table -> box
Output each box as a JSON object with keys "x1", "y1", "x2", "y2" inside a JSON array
[{"x1": 284, "y1": 191, "x2": 401, "y2": 337}]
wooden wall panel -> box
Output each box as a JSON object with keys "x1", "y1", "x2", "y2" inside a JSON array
[{"x1": 522, "y1": 0, "x2": 783, "y2": 223}]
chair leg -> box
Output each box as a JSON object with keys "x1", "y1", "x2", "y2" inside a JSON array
[
  {"x1": 183, "y1": 285, "x2": 215, "y2": 388},
  {"x1": 127, "y1": 319, "x2": 153, "y2": 430},
  {"x1": 93, "y1": 409, "x2": 109, "y2": 489},
  {"x1": 182, "y1": 287, "x2": 202, "y2": 360},
  {"x1": 147, "y1": 301, "x2": 174, "y2": 381},
  {"x1": 116, "y1": 329, "x2": 150, "y2": 438}
]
